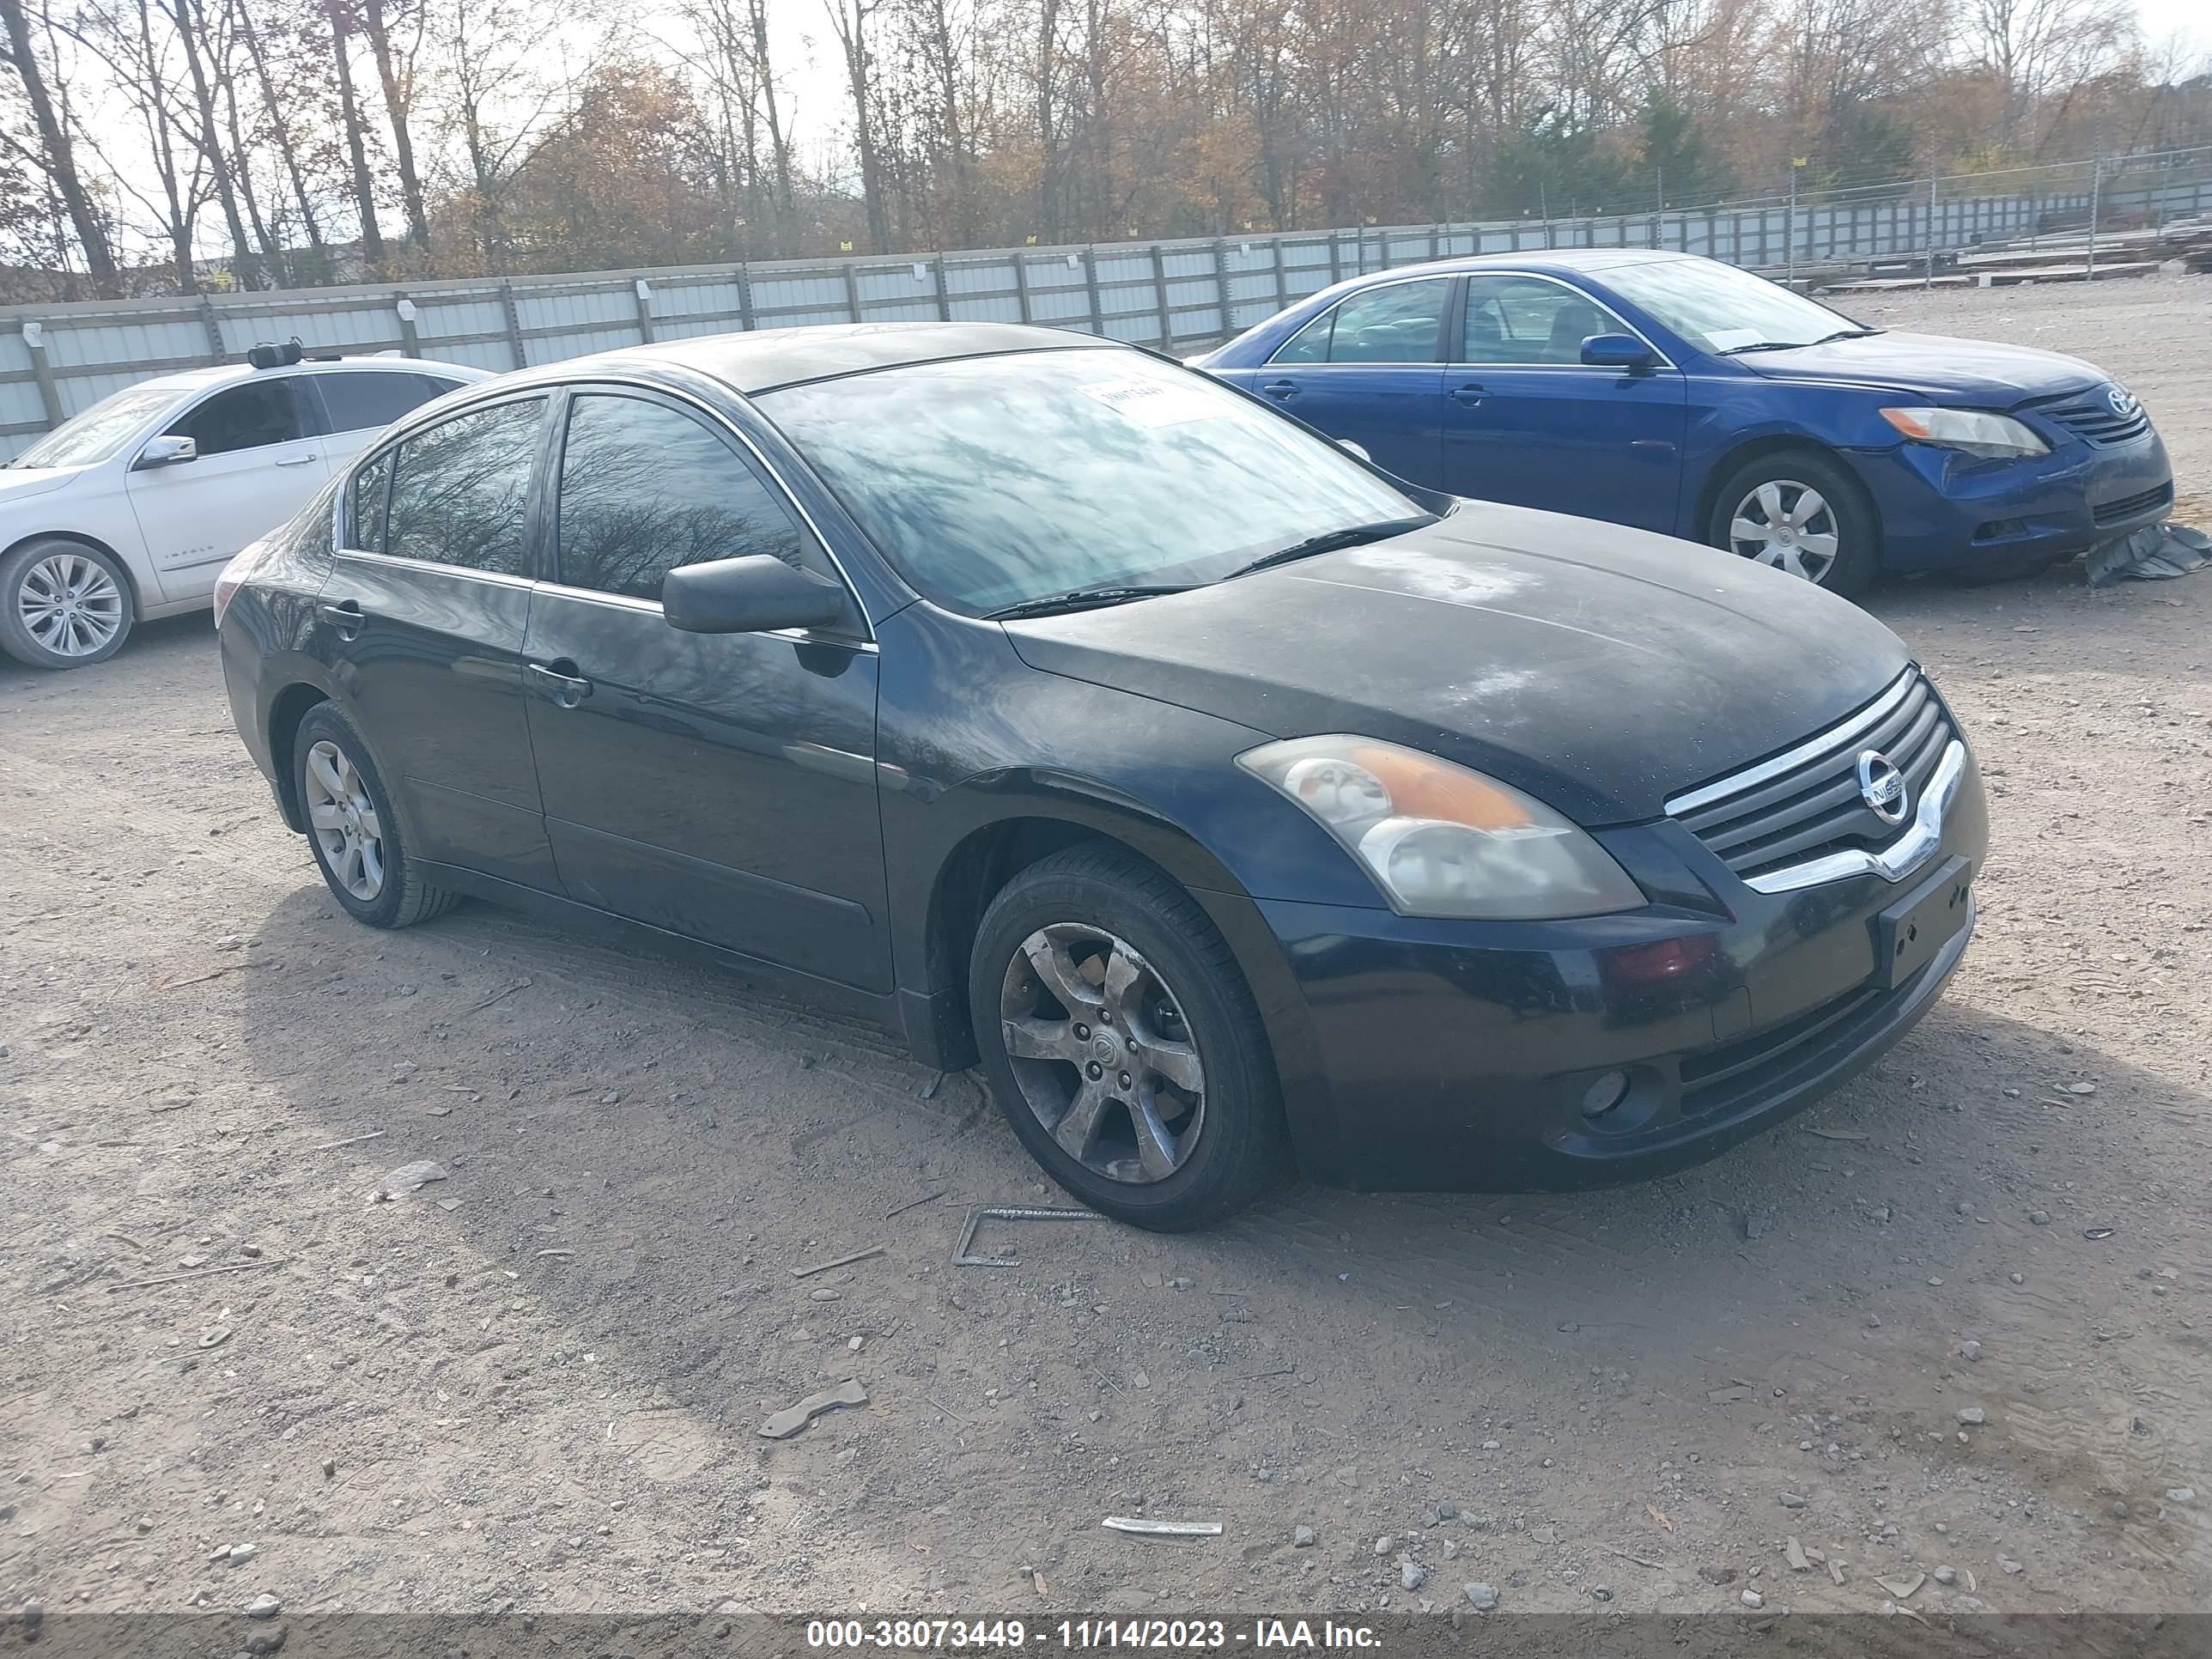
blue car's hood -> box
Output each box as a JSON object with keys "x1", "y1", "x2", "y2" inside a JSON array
[{"x1": 1735, "y1": 331, "x2": 2106, "y2": 408}]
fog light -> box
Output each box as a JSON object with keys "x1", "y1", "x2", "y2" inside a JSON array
[{"x1": 1580, "y1": 1070, "x2": 1631, "y2": 1119}]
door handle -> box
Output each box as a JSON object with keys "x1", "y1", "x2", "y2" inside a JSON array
[
  {"x1": 316, "y1": 599, "x2": 363, "y2": 641},
  {"x1": 1261, "y1": 379, "x2": 1299, "y2": 400},
  {"x1": 275, "y1": 453, "x2": 321, "y2": 466},
  {"x1": 1450, "y1": 383, "x2": 1486, "y2": 406},
  {"x1": 527, "y1": 659, "x2": 593, "y2": 709}
]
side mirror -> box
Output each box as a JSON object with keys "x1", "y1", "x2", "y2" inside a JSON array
[
  {"x1": 1580, "y1": 333, "x2": 1658, "y2": 371},
  {"x1": 663, "y1": 554, "x2": 847, "y2": 635},
  {"x1": 1339, "y1": 439, "x2": 1373, "y2": 464},
  {"x1": 134, "y1": 434, "x2": 198, "y2": 471}
]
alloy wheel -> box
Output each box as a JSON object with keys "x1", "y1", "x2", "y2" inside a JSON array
[
  {"x1": 1727, "y1": 480, "x2": 1842, "y2": 584},
  {"x1": 304, "y1": 738, "x2": 386, "y2": 902},
  {"x1": 16, "y1": 552, "x2": 125, "y2": 657},
  {"x1": 998, "y1": 922, "x2": 1207, "y2": 1185}
]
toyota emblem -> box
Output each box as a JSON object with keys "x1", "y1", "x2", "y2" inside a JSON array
[
  {"x1": 2107, "y1": 385, "x2": 2139, "y2": 418},
  {"x1": 1856, "y1": 750, "x2": 1909, "y2": 826}
]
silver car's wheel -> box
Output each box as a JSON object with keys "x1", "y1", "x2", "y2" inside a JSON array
[
  {"x1": 998, "y1": 922, "x2": 1206, "y2": 1185},
  {"x1": 1726, "y1": 479, "x2": 1842, "y2": 584},
  {"x1": 304, "y1": 738, "x2": 386, "y2": 902},
  {"x1": 18, "y1": 551, "x2": 125, "y2": 657}
]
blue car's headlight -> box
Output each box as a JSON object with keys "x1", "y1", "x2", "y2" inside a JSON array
[
  {"x1": 1880, "y1": 406, "x2": 2049, "y2": 459},
  {"x1": 1237, "y1": 736, "x2": 1645, "y2": 921}
]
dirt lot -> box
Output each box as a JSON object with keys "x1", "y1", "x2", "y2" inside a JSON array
[{"x1": 3, "y1": 276, "x2": 2210, "y2": 1632}]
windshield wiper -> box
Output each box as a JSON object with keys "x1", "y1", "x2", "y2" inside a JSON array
[
  {"x1": 982, "y1": 583, "x2": 1197, "y2": 621},
  {"x1": 1719, "y1": 327, "x2": 1882, "y2": 356},
  {"x1": 1224, "y1": 515, "x2": 1437, "y2": 580}
]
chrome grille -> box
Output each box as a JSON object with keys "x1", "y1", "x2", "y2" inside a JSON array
[
  {"x1": 1668, "y1": 672, "x2": 1955, "y2": 884},
  {"x1": 2038, "y1": 388, "x2": 2152, "y2": 447}
]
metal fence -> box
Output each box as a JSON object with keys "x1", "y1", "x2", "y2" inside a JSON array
[{"x1": 6, "y1": 145, "x2": 2210, "y2": 462}]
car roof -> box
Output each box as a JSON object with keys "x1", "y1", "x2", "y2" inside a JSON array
[
  {"x1": 125, "y1": 356, "x2": 488, "y2": 398},
  {"x1": 514, "y1": 321, "x2": 1116, "y2": 398}
]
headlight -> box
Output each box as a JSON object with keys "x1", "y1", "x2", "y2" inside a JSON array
[
  {"x1": 1237, "y1": 735, "x2": 1645, "y2": 920},
  {"x1": 1880, "y1": 406, "x2": 2049, "y2": 459}
]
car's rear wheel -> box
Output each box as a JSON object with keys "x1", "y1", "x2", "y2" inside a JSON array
[
  {"x1": 0, "y1": 539, "x2": 135, "y2": 669},
  {"x1": 1709, "y1": 451, "x2": 1879, "y2": 597},
  {"x1": 968, "y1": 843, "x2": 1287, "y2": 1231},
  {"x1": 293, "y1": 703, "x2": 461, "y2": 929}
]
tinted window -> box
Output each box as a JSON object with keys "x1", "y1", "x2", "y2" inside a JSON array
[
  {"x1": 555, "y1": 394, "x2": 803, "y2": 601},
  {"x1": 165, "y1": 380, "x2": 305, "y2": 456},
  {"x1": 349, "y1": 450, "x2": 392, "y2": 553},
  {"x1": 761, "y1": 349, "x2": 1419, "y2": 614},
  {"x1": 315, "y1": 371, "x2": 459, "y2": 434},
  {"x1": 1461, "y1": 276, "x2": 1631, "y2": 365},
  {"x1": 384, "y1": 398, "x2": 545, "y2": 576},
  {"x1": 1271, "y1": 279, "x2": 1449, "y2": 366}
]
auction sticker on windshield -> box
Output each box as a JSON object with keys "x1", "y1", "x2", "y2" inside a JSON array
[{"x1": 1077, "y1": 376, "x2": 1221, "y2": 428}]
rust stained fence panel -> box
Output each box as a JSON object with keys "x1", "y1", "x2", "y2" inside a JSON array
[{"x1": 4, "y1": 151, "x2": 2209, "y2": 460}]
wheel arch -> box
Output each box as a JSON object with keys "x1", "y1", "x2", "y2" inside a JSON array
[
  {"x1": 1694, "y1": 435, "x2": 1885, "y2": 550},
  {"x1": 2, "y1": 529, "x2": 148, "y2": 618},
  {"x1": 266, "y1": 682, "x2": 333, "y2": 833}
]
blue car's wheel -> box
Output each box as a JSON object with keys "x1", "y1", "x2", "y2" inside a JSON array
[{"x1": 1710, "y1": 451, "x2": 1878, "y2": 598}]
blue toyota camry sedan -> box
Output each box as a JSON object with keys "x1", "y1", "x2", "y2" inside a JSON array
[{"x1": 1192, "y1": 251, "x2": 2172, "y2": 595}]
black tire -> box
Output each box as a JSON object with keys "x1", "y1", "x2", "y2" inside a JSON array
[
  {"x1": 968, "y1": 842, "x2": 1288, "y2": 1231},
  {"x1": 1707, "y1": 449, "x2": 1881, "y2": 599},
  {"x1": 0, "y1": 538, "x2": 136, "y2": 670},
  {"x1": 293, "y1": 702, "x2": 461, "y2": 929}
]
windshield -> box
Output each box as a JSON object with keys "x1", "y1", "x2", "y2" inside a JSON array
[
  {"x1": 1603, "y1": 258, "x2": 1869, "y2": 355},
  {"x1": 758, "y1": 349, "x2": 1420, "y2": 614},
  {"x1": 13, "y1": 386, "x2": 178, "y2": 470}
]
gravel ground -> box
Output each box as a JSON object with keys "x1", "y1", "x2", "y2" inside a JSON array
[{"x1": 3, "y1": 276, "x2": 2209, "y2": 1629}]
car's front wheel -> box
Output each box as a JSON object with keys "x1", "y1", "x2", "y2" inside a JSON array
[
  {"x1": 294, "y1": 703, "x2": 461, "y2": 929},
  {"x1": 1708, "y1": 451, "x2": 1879, "y2": 597},
  {"x1": 969, "y1": 844, "x2": 1288, "y2": 1231},
  {"x1": 0, "y1": 539, "x2": 136, "y2": 669}
]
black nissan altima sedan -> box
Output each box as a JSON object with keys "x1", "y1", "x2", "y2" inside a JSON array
[{"x1": 216, "y1": 322, "x2": 1986, "y2": 1230}]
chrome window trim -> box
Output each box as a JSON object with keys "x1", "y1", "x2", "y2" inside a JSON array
[
  {"x1": 333, "y1": 546, "x2": 534, "y2": 590},
  {"x1": 1266, "y1": 272, "x2": 1456, "y2": 368},
  {"x1": 1742, "y1": 740, "x2": 1967, "y2": 895},
  {"x1": 1451, "y1": 271, "x2": 1676, "y2": 372},
  {"x1": 1666, "y1": 669, "x2": 1917, "y2": 817},
  {"x1": 531, "y1": 577, "x2": 877, "y2": 653}
]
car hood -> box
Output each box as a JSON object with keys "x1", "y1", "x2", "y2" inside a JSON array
[
  {"x1": 1735, "y1": 331, "x2": 2105, "y2": 407},
  {"x1": 1002, "y1": 504, "x2": 1910, "y2": 825},
  {"x1": 0, "y1": 465, "x2": 82, "y2": 505}
]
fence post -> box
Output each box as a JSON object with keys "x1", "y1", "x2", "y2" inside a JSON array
[
  {"x1": 1272, "y1": 237, "x2": 1289, "y2": 309},
  {"x1": 1211, "y1": 238, "x2": 1231, "y2": 340},
  {"x1": 1923, "y1": 176, "x2": 1937, "y2": 289},
  {"x1": 736, "y1": 264, "x2": 757, "y2": 331},
  {"x1": 1012, "y1": 252, "x2": 1033, "y2": 323},
  {"x1": 497, "y1": 281, "x2": 527, "y2": 368},
  {"x1": 842, "y1": 261, "x2": 863, "y2": 323},
  {"x1": 198, "y1": 297, "x2": 227, "y2": 362},
  {"x1": 1082, "y1": 247, "x2": 1104, "y2": 335},
  {"x1": 632, "y1": 278, "x2": 656, "y2": 344},
  {"x1": 933, "y1": 256, "x2": 951, "y2": 321},
  {"x1": 1327, "y1": 231, "x2": 1342, "y2": 285},
  {"x1": 392, "y1": 295, "x2": 422, "y2": 357},
  {"x1": 1151, "y1": 245, "x2": 1173, "y2": 348},
  {"x1": 20, "y1": 321, "x2": 64, "y2": 428},
  {"x1": 2087, "y1": 156, "x2": 2102, "y2": 282}
]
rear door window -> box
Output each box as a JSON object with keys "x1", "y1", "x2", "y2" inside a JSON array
[
  {"x1": 383, "y1": 398, "x2": 547, "y2": 577},
  {"x1": 1461, "y1": 276, "x2": 1633, "y2": 365},
  {"x1": 313, "y1": 371, "x2": 461, "y2": 434},
  {"x1": 1270, "y1": 279, "x2": 1450, "y2": 366}
]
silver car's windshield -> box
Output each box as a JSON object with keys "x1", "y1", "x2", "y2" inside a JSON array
[
  {"x1": 12, "y1": 386, "x2": 178, "y2": 470},
  {"x1": 1603, "y1": 258, "x2": 1871, "y2": 355},
  {"x1": 759, "y1": 349, "x2": 1419, "y2": 615}
]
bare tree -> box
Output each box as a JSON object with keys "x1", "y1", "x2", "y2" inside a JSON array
[
  {"x1": 827, "y1": 0, "x2": 893, "y2": 253},
  {"x1": 0, "y1": 0, "x2": 122, "y2": 292}
]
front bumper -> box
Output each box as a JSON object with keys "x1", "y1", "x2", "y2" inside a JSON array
[
  {"x1": 1851, "y1": 428, "x2": 2172, "y2": 572},
  {"x1": 1225, "y1": 755, "x2": 1988, "y2": 1192}
]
